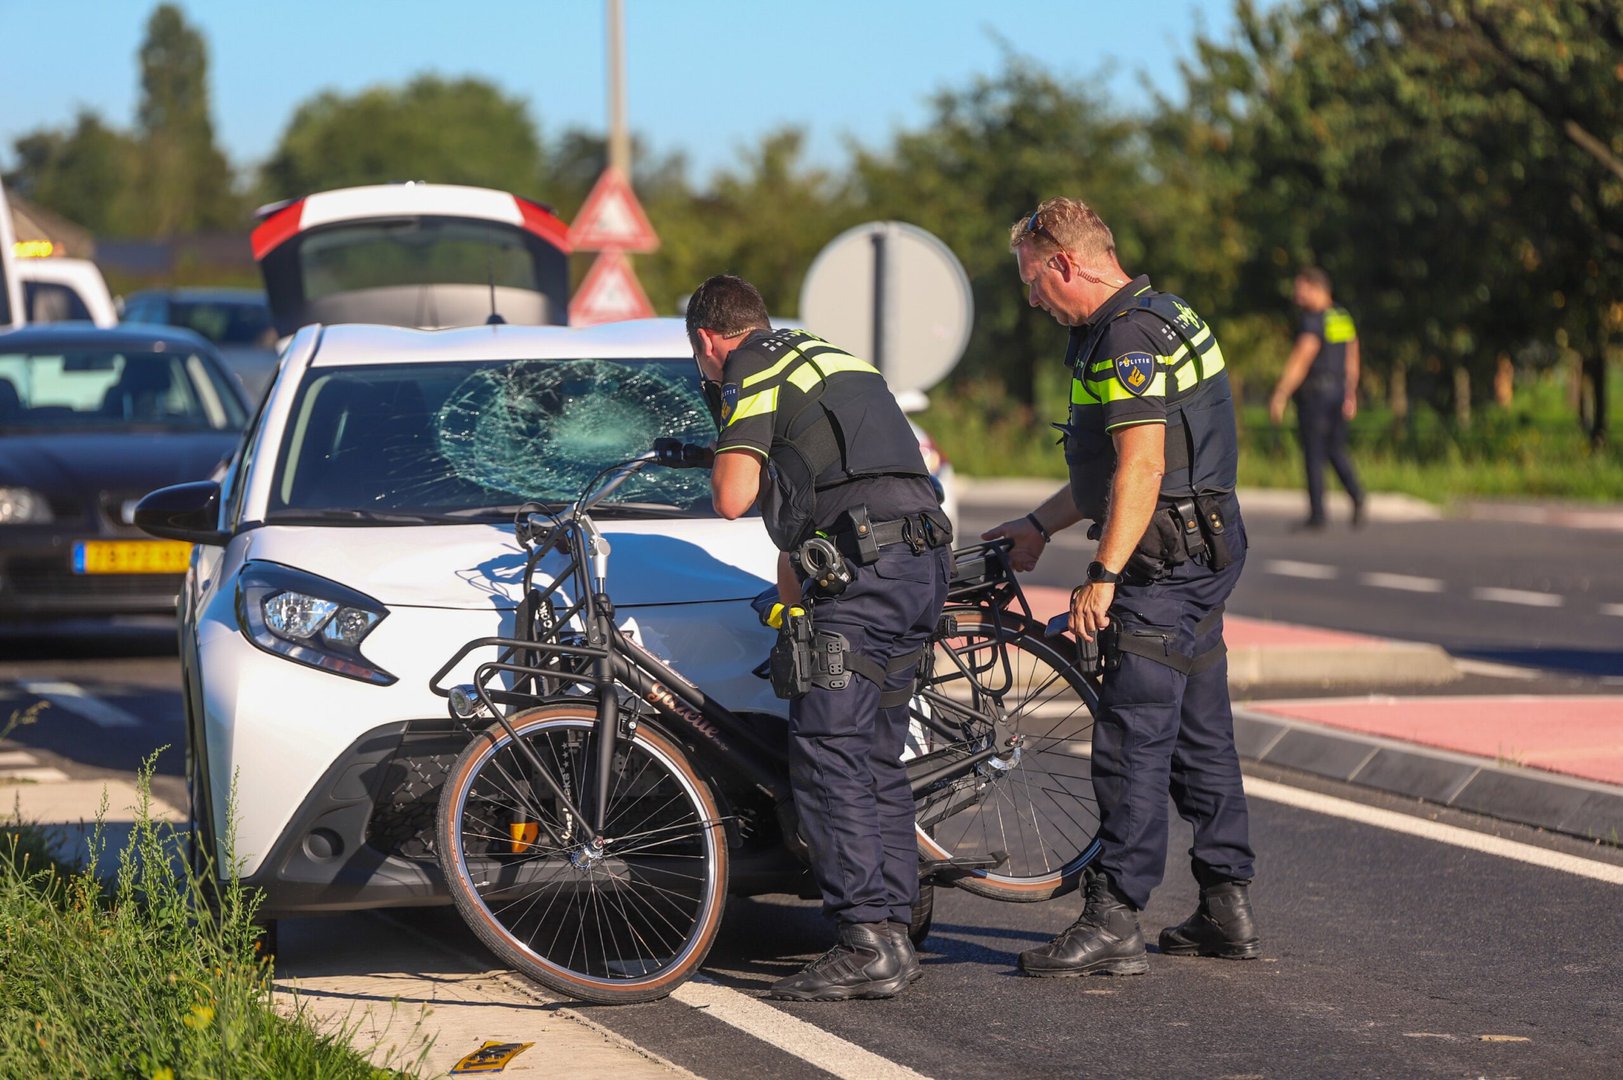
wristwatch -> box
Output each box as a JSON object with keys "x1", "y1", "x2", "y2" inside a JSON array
[{"x1": 1086, "y1": 560, "x2": 1121, "y2": 584}]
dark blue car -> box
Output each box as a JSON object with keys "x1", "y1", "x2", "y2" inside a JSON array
[{"x1": 0, "y1": 324, "x2": 250, "y2": 620}]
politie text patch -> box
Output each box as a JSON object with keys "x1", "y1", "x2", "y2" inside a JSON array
[
  {"x1": 1111, "y1": 352, "x2": 1157, "y2": 396},
  {"x1": 720, "y1": 382, "x2": 739, "y2": 423}
]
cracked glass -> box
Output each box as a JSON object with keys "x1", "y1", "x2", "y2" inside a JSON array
[{"x1": 269, "y1": 357, "x2": 718, "y2": 517}]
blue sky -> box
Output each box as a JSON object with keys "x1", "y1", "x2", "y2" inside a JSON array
[{"x1": 1, "y1": 1, "x2": 1247, "y2": 182}]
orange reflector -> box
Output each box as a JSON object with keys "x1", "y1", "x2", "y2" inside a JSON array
[{"x1": 508, "y1": 822, "x2": 539, "y2": 853}]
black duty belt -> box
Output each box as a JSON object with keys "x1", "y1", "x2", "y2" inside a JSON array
[{"x1": 830, "y1": 509, "x2": 950, "y2": 562}]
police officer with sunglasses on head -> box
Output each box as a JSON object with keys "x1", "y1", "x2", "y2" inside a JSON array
[
  {"x1": 985, "y1": 197, "x2": 1261, "y2": 977},
  {"x1": 681, "y1": 274, "x2": 953, "y2": 1001}
]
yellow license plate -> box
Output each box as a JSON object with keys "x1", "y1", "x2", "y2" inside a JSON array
[{"x1": 72, "y1": 540, "x2": 193, "y2": 575}]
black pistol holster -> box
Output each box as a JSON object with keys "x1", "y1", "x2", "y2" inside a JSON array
[{"x1": 769, "y1": 608, "x2": 816, "y2": 699}]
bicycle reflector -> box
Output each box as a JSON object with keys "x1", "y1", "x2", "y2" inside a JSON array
[{"x1": 509, "y1": 821, "x2": 540, "y2": 853}]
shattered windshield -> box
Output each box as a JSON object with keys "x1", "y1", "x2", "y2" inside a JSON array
[{"x1": 270, "y1": 358, "x2": 720, "y2": 517}]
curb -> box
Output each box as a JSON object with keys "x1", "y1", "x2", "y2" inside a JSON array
[
  {"x1": 1227, "y1": 639, "x2": 1459, "y2": 691},
  {"x1": 1235, "y1": 707, "x2": 1623, "y2": 844}
]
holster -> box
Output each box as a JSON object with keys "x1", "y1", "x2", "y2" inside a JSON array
[{"x1": 768, "y1": 609, "x2": 816, "y2": 699}]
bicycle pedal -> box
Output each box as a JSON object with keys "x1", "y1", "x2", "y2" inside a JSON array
[{"x1": 918, "y1": 851, "x2": 1007, "y2": 879}]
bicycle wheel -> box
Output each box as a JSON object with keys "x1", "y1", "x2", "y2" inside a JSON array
[
  {"x1": 436, "y1": 704, "x2": 729, "y2": 1004},
  {"x1": 911, "y1": 609, "x2": 1103, "y2": 902}
]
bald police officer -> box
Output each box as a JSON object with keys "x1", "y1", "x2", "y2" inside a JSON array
[
  {"x1": 686, "y1": 275, "x2": 953, "y2": 1001},
  {"x1": 986, "y1": 197, "x2": 1261, "y2": 976}
]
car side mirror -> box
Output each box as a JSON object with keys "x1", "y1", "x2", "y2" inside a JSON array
[{"x1": 134, "y1": 481, "x2": 228, "y2": 546}]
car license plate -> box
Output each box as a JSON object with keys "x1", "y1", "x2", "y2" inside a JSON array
[{"x1": 72, "y1": 540, "x2": 193, "y2": 575}]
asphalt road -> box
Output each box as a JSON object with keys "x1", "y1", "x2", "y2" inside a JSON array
[
  {"x1": 3, "y1": 488, "x2": 1622, "y2": 1077},
  {"x1": 964, "y1": 487, "x2": 1623, "y2": 679}
]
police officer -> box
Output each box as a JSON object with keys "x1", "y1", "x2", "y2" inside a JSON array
[
  {"x1": 985, "y1": 197, "x2": 1260, "y2": 976},
  {"x1": 685, "y1": 274, "x2": 953, "y2": 1001},
  {"x1": 1269, "y1": 267, "x2": 1366, "y2": 530}
]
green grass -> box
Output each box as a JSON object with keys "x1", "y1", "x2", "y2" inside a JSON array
[
  {"x1": 0, "y1": 753, "x2": 428, "y2": 1079},
  {"x1": 921, "y1": 372, "x2": 1623, "y2": 503}
]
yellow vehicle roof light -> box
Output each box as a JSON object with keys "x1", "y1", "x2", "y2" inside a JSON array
[{"x1": 14, "y1": 240, "x2": 55, "y2": 258}]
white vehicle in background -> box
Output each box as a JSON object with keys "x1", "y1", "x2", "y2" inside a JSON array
[
  {"x1": 16, "y1": 257, "x2": 117, "y2": 326},
  {"x1": 0, "y1": 181, "x2": 21, "y2": 331},
  {"x1": 136, "y1": 318, "x2": 784, "y2": 923},
  {"x1": 251, "y1": 182, "x2": 573, "y2": 343}
]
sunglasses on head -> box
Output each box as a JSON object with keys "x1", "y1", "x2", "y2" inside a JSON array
[{"x1": 1022, "y1": 209, "x2": 1061, "y2": 248}]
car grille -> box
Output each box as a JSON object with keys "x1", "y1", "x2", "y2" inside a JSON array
[
  {"x1": 364, "y1": 728, "x2": 468, "y2": 862},
  {"x1": 3, "y1": 557, "x2": 180, "y2": 599}
]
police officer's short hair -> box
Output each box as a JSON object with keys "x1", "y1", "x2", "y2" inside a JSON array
[
  {"x1": 686, "y1": 275, "x2": 771, "y2": 347},
  {"x1": 1011, "y1": 197, "x2": 1117, "y2": 263},
  {"x1": 1296, "y1": 266, "x2": 1332, "y2": 292}
]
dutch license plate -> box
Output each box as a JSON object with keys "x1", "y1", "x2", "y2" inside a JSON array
[{"x1": 72, "y1": 540, "x2": 193, "y2": 575}]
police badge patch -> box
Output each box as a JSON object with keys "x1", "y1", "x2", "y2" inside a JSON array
[
  {"x1": 1112, "y1": 352, "x2": 1157, "y2": 396},
  {"x1": 720, "y1": 382, "x2": 739, "y2": 424}
]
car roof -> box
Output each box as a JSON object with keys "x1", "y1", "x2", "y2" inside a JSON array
[
  {"x1": 305, "y1": 318, "x2": 695, "y2": 367},
  {"x1": 0, "y1": 321, "x2": 219, "y2": 353}
]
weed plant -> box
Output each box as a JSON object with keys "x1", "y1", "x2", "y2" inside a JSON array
[{"x1": 0, "y1": 754, "x2": 426, "y2": 1078}]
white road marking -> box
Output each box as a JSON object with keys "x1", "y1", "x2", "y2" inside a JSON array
[
  {"x1": 1265, "y1": 559, "x2": 1339, "y2": 580},
  {"x1": 1359, "y1": 572, "x2": 1445, "y2": 593},
  {"x1": 1243, "y1": 775, "x2": 1623, "y2": 886},
  {"x1": 1601, "y1": 603, "x2": 1623, "y2": 618},
  {"x1": 17, "y1": 681, "x2": 142, "y2": 728},
  {"x1": 1452, "y1": 659, "x2": 1542, "y2": 681},
  {"x1": 1469, "y1": 587, "x2": 1564, "y2": 608},
  {"x1": 671, "y1": 977, "x2": 932, "y2": 1080}
]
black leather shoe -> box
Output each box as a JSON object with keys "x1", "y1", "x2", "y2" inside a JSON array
[
  {"x1": 886, "y1": 921, "x2": 923, "y2": 985},
  {"x1": 1019, "y1": 871, "x2": 1149, "y2": 977},
  {"x1": 1159, "y1": 876, "x2": 1261, "y2": 960},
  {"x1": 770, "y1": 922, "x2": 910, "y2": 1001},
  {"x1": 1351, "y1": 499, "x2": 1367, "y2": 529}
]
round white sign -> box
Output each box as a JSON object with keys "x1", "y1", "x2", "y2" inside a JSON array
[{"x1": 799, "y1": 221, "x2": 973, "y2": 396}]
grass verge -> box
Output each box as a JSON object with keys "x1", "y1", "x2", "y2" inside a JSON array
[{"x1": 0, "y1": 751, "x2": 428, "y2": 1078}]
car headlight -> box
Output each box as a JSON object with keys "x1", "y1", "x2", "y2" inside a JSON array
[
  {"x1": 236, "y1": 561, "x2": 395, "y2": 685},
  {"x1": 0, "y1": 488, "x2": 53, "y2": 524}
]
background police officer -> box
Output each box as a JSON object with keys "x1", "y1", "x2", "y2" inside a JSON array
[
  {"x1": 1269, "y1": 266, "x2": 1366, "y2": 530},
  {"x1": 985, "y1": 197, "x2": 1261, "y2": 977},
  {"x1": 685, "y1": 274, "x2": 953, "y2": 1001}
]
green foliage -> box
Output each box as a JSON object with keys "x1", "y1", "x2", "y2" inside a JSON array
[
  {"x1": 0, "y1": 760, "x2": 424, "y2": 1078},
  {"x1": 259, "y1": 75, "x2": 550, "y2": 205}
]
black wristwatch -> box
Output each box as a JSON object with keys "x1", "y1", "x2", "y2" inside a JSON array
[{"x1": 1086, "y1": 560, "x2": 1121, "y2": 584}]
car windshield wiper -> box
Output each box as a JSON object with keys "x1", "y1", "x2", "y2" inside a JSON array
[{"x1": 264, "y1": 508, "x2": 504, "y2": 526}]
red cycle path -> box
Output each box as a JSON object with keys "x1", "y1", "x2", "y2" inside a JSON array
[{"x1": 1023, "y1": 585, "x2": 1623, "y2": 788}]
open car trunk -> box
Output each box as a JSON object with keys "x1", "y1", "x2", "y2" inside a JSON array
[{"x1": 252, "y1": 184, "x2": 572, "y2": 339}]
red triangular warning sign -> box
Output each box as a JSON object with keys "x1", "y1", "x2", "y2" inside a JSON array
[
  {"x1": 569, "y1": 251, "x2": 656, "y2": 325},
  {"x1": 567, "y1": 167, "x2": 660, "y2": 253}
]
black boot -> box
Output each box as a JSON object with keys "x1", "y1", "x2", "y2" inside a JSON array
[
  {"x1": 1018, "y1": 870, "x2": 1149, "y2": 977},
  {"x1": 1159, "y1": 864, "x2": 1261, "y2": 960},
  {"x1": 770, "y1": 922, "x2": 911, "y2": 1001},
  {"x1": 886, "y1": 921, "x2": 923, "y2": 985}
]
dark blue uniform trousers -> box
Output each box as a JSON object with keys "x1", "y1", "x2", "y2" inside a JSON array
[
  {"x1": 1296, "y1": 388, "x2": 1364, "y2": 523},
  {"x1": 1093, "y1": 517, "x2": 1255, "y2": 909},
  {"x1": 791, "y1": 543, "x2": 952, "y2": 925}
]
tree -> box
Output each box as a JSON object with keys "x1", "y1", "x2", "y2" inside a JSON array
[
  {"x1": 259, "y1": 76, "x2": 549, "y2": 203},
  {"x1": 133, "y1": 3, "x2": 239, "y2": 235},
  {"x1": 852, "y1": 57, "x2": 1142, "y2": 408},
  {"x1": 4, "y1": 112, "x2": 140, "y2": 235}
]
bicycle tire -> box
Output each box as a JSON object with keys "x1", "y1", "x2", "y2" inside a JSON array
[
  {"x1": 436, "y1": 704, "x2": 729, "y2": 1004},
  {"x1": 911, "y1": 609, "x2": 1103, "y2": 902}
]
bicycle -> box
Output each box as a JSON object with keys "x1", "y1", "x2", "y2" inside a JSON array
[{"x1": 427, "y1": 449, "x2": 1103, "y2": 1004}]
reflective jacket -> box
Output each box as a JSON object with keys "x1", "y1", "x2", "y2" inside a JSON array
[{"x1": 716, "y1": 328, "x2": 929, "y2": 549}]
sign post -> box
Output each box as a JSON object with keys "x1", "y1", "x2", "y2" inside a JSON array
[{"x1": 800, "y1": 221, "x2": 973, "y2": 402}]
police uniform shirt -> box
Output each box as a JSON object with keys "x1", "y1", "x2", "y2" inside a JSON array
[
  {"x1": 716, "y1": 328, "x2": 939, "y2": 539},
  {"x1": 1296, "y1": 305, "x2": 1356, "y2": 397},
  {"x1": 1062, "y1": 276, "x2": 1237, "y2": 519}
]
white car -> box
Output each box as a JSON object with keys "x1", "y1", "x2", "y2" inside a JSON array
[
  {"x1": 139, "y1": 318, "x2": 789, "y2": 918},
  {"x1": 16, "y1": 257, "x2": 118, "y2": 327}
]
